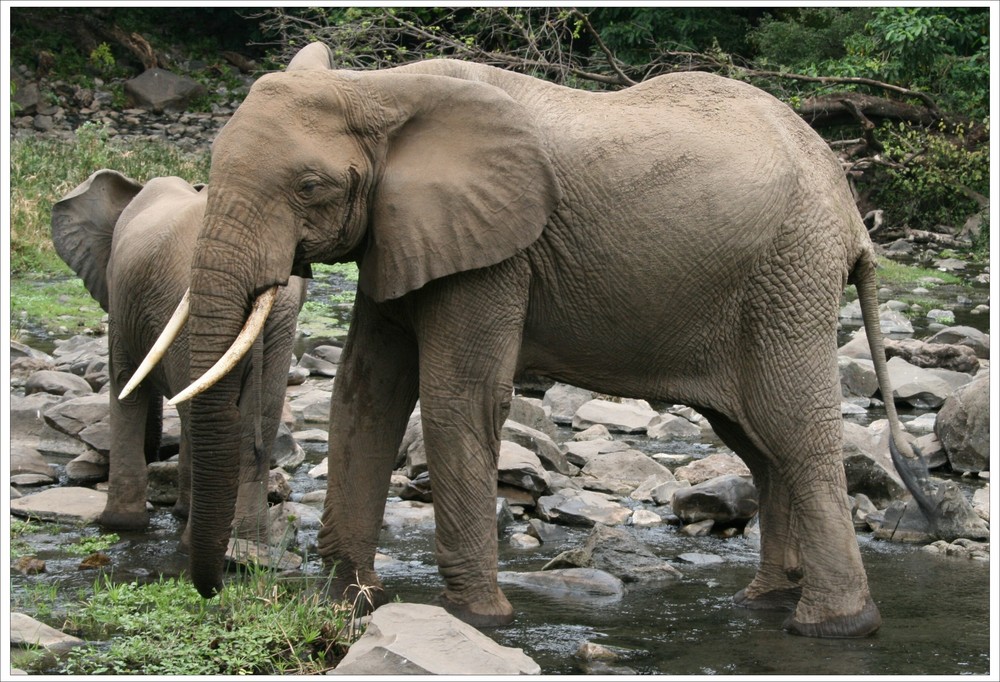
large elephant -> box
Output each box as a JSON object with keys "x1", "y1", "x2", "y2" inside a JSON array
[
  {"x1": 170, "y1": 52, "x2": 960, "y2": 638},
  {"x1": 51, "y1": 170, "x2": 305, "y2": 542}
]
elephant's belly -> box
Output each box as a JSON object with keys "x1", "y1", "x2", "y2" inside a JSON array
[{"x1": 517, "y1": 304, "x2": 736, "y2": 407}]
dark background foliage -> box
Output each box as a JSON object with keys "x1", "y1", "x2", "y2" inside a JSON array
[{"x1": 10, "y1": 5, "x2": 989, "y2": 250}]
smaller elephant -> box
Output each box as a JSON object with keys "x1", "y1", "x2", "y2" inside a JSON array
[{"x1": 51, "y1": 169, "x2": 306, "y2": 543}]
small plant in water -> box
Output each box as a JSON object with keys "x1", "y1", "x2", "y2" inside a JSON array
[{"x1": 66, "y1": 532, "x2": 121, "y2": 557}]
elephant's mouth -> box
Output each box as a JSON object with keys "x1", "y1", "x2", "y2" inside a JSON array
[{"x1": 118, "y1": 285, "x2": 280, "y2": 405}]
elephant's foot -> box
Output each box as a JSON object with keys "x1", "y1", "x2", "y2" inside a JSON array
[
  {"x1": 435, "y1": 588, "x2": 515, "y2": 628},
  {"x1": 784, "y1": 596, "x2": 881, "y2": 638},
  {"x1": 733, "y1": 586, "x2": 802, "y2": 612},
  {"x1": 99, "y1": 508, "x2": 149, "y2": 531},
  {"x1": 321, "y1": 572, "x2": 389, "y2": 615}
]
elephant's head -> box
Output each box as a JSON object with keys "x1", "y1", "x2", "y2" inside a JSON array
[
  {"x1": 182, "y1": 63, "x2": 560, "y2": 597},
  {"x1": 50, "y1": 169, "x2": 144, "y2": 311}
]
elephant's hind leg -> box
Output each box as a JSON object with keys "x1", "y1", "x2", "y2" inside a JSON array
[{"x1": 700, "y1": 409, "x2": 802, "y2": 612}]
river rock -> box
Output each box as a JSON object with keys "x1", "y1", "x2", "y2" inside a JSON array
[
  {"x1": 525, "y1": 518, "x2": 573, "y2": 544},
  {"x1": 24, "y1": 369, "x2": 94, "y2": 396},
  {"x1": 399, "y1": 470, "x2": 432, "y2": 502},
  {"x1": 502, "y1": 419, "x2": 574, "y2": 475},
  {"x1": 509, "y1": 395, "x2": 559, "y2": 440},
  {"x1": 498, "y1": 441, "x2": 551, "y2": 497},
  {"x1": 838, "y1": 356, "x2": 878, "y2": 398},
  {"x1": 672, "y1": 474, "x2": 758, "y2": 526},
  {"x1": 287, "y1": 386, "x2": 333, "y2": 427},
  {"x1": 673, "y1": 453, "x2": 750, "y2": 485},
  {"x1": 972, "y1": 485, "x2": 989, "y2": 523},
  {"x1": 10, "y1": 487, "x2": 108, "y2": 524},
  {"x1": 572, "y1": 398, "x2": 658, "y2": 433},
  {"x1": 884, "y1": 338, "x2": 980, "y2": 373},
  {"x1": 629, "y1": 509, "x2": 663, "y2": 527},
  {"x1": 297, "y1": 350, "x2": 338, "y2": 376},
  {"x1": 42, "y1": 393, "x2": 110, "y2": 437},
  {"x1": 630, "y1": 472, "x2": 679, "y2": 502},
  {"x1": 381, "y1": 500, "x2": 436, "y2": 530},
  {"x1": 841, "y1": 421, "x2": 906, "y2": 507},
  {"x1": 225, "y1": 538, "x2": 303, "y2": 571},
  {"x1": 542, "y1": 382, "x2": 595, "y2": 425},
  {"x1": 578, "y1": 449, "x2": 675, "y2": 496},
  {"x1": 10, "y1": 392, "x2": 64, "y2": 438},
  {"x1": 563, "y1": 438, "x2": 630, "y2": 467},
  {"x1": 542, "y1": 524, "x2": 682, "y2": 582},
  {"x1": 333, "y1": 603, "x2": 540, "y2": 675},
  {"x1": 509, "y1": 532, "x2": 541, "y2": 549},
  {"x1": 144, "y1": 460, "x2": 178, "y2": 507},
  {"x1": 646, "y1": 413, "x2": 702, "y2": 440},
  {"x1": 65, "y1": 449, "x2": 109, "y2": 484},
  {"x1": 498, "y1": 567, "x2": 626, "y2": 601},
  {"x1": 887, "y1": 356, "x2": 957, "y2": 408},
  {"x1": 934, "y1": 375, "x2": 989, "y2": 473},
  {"x1": 536, "y1": 488, "x2": 632, "y2": 527},
  {"x1": 10, "y1": 612, "x2": 84, "y2": 654},
  {"x1": 925, "y1": 325, "x2": 989, "y2": 359},
  {"x1": 10, "y1": 443, "x2": 59, "y2": 487}
]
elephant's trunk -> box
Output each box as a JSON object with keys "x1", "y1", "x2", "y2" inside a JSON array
[{"x1": 186, "y1": 227, "x2": 262, "y2": 598}]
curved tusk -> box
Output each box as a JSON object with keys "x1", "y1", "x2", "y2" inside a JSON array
[
  {"x1": 168, "y1": 285, "x2": 279, "y2": 406},
  {"x1": 119, "y1": 289, "x2": 191, "y2": 400}
]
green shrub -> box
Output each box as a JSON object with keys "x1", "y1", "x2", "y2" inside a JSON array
[{"x1": 864, "y1": 121, "x2": 989, "y2": 230}]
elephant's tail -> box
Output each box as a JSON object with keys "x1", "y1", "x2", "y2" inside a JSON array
[{"x1": 849, "y1": 253, "x2": 937, "y2": 518}]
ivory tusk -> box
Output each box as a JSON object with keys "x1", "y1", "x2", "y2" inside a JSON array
[
  {"x1": 119, "y1": 289, "x2": 191, "y2": 400},
  {"x1": 168, "y1": 285, "x2": 279, "y2": 406}
]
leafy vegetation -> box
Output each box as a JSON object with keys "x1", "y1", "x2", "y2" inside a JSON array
[{"x1": 56, "y1": 572, "x2": 357, "y2": 675}]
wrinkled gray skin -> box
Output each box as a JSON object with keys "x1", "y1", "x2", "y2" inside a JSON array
[
  {"x1": 184, "y1": 45, "x2": 952, "y2": 638},
  {"x1": 51, "y1": 170, "x2": 305, "y2": 544}
]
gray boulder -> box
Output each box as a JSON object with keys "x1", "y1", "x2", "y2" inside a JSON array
[
  {"x1": 502, "y1": 419, "x2": 573, "y2": 475},
  {"x1": 24, "y1": 369, "x2": 94, "y2": 396},
  {"x1": 542, "y1": 382, "x2": 595, "y2": 425},
  {"x1": 578, "y1": 449, "x2": 675, "y2": 496},
  {"x1": 887, "y1": 357, "x2": 957, "y2": 408},
  {"x1": 673, "y1": 453, "x2": 750, "y2": 485},
  {"x1": 42, "y1": 393, "x2": 110, "y2": 438},
  {"x1": 838, "y1": 356, "x2": 878, "y2": 398},
  {"x1": 10, "y1": 487, "x2": 108, "y2": 524},
  {"x1": 573, "y1": 398, "x2": 658, "y2": 433},
  {"x1": 10, "y1": 612, "x2": 84, "y2": 654},
  {"x1": 935, "y1": 375, "x2": 990, "y2": 473},
  {"x1": 498, "y1": 567, "x2": 625, "y2": 602},
  {"x1": 124, "y1": 68, "x2": 208, "y2": 112},
  {"x1": 925, "y1": 325, "x2": 989, "y2": 359},
  {"x1": 884, "y1": 338, "x2": 980, "y2": 373},
  {"x1": 542, "y1": 524, "x2": 682, "y2": 583},
  {"x1": 536, "y1": 488, "x2": 632, "y2": 527},
  {"x1": 841, "y1": 420, "x2": 906, "y2": 507},
  {"x1": 332, "y1": 603, "x2": 540, "y2": 675},
  {"x1": 498, "y1": 441, "x2": 551, "y2": 497},
  {"x1": 672, "y1": 474, "x2": 758, "y2": 525}
]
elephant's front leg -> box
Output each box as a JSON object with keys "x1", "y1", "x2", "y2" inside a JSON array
[
  {"x1": 101, "y1": 349, "x2": 156, "y2": 530},
  {"x1": 317, "y1": 292, "x2": 420, "y2": 609},
  {"x1": 412, "y1": 259, "x2": 531, "y2": 627}
]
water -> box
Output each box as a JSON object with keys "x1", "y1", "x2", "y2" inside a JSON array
[{"x1": 375, "y1": 522, "x2": 992, "y2": 675}]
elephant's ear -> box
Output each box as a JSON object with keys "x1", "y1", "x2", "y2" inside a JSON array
[
  {"x1": 359, "y1": 74, "x2": 561, "y2": 302},
  {"x1": 51, "y1": 169, "x2": 143, "y2": 312}
]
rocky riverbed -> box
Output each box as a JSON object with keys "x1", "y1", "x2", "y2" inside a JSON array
[{"x1": 8, "y1": 300, "x2": 991, "y2": 673}]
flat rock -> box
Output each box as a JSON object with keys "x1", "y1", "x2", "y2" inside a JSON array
[
  {"x1": 332, "y1": 603, "x2": 540, "y2": 675},
  {"x1": 225, "y1": 538, "x2": 303, "y2": 571},
  {"x1": 578, "y1": 449, "x2": 675, "y2": 496},
  {"x1": 10, "y1": 487, "x2": 108, "y2": 524},
  {"x1": 673, "y1": 453, "x2": 750, "y2": 485},
  {"x1": 573, "y1": 398, "x2": 658, "y2": 433},
  {"x1": 497, "y1": 567, "x2": 626, "y2": 601},
  {"x1": 10, "y1": 612, "x2": 84, "y2": 654},
  {"x1": 536, "y1": 488, "x2": 632, "y2": 527}
]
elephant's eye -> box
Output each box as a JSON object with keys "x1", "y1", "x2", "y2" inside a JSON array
[{"x1": 296, "y1": 177, "x2": 323, "y2": 200}]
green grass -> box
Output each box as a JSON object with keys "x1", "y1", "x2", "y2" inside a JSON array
[
  {"x1": 875, "y1": 257, "x2": 963, "y2": 287},
  {"x1": 55, "y1": 572, "x2": 360, "y2": 675},
  {"x1": 9, "y1": 122, "x2": 210, "y2": 276}
]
